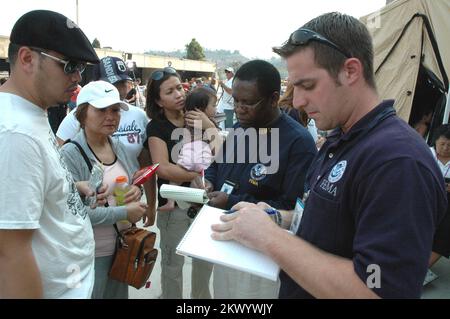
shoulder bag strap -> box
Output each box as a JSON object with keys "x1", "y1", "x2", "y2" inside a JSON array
[{"x1": 65, "y1": 139, "x2": 93, "y2": 172}]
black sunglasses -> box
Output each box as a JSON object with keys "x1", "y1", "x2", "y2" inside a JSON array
[
  {"x1": 289, "y1": 28, "x2": 352, "y2": 59},
  {"x1": 30, "y1": 48, "x2": 86, "y2": 74},
  {"x1": 151, "y1": 67, "x2": 177, "y2": 81}
]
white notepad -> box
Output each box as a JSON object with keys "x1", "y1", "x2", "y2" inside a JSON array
[
  {"x1": 176, "y1": 205, "x2": 280, "y2": 281},
  {"x1": 160, "y1": 184, "x2": 209, "y2": 204}
]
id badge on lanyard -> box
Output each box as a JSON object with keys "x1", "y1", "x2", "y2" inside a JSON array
[
  {"x1": 220, "y1": 180, "x2": 236, "y2": 195},
  {"x1": 290, "y1": 198, "x2": 304, "y2": 234}
]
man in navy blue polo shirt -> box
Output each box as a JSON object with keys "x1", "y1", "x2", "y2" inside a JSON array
[
  {"x1": 211, "y1": 12, "x2": 447, "y2": 298},
  {"x1": 204, "y1": 60, "x2": 317, "y2": 298}
]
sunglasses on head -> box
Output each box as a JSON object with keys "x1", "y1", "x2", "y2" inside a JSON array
[
  {"x1": 31, "y1": 48, "x2": 87, "y2": 74},
  {"x1": 288, "y1": 28, "x2": 352, "y2": 59},
  {"x1": 151, "y1": 67, "x2": 177, "y2": 81}
]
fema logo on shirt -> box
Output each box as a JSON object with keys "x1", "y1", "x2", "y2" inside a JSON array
[
  {"x1": 328, "y1": 160, "x2": 347, "y2": 183},
  {"x1": 250, "y1": 163, "x2": 267, "y2": 181}
]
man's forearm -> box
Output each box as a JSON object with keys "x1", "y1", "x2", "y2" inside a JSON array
[
  {"x1": 266, "y1": 228, "x2": 379, "y2": 299},
  {"x1": 220, "y1": 83, "x2": 232, "y2": 95},
  {"x1": 0, "y1": 248, "x2": 43, "y2": 298},
  {"x1": 223, "y1": 86, "x2": 232, "y2": 95}
]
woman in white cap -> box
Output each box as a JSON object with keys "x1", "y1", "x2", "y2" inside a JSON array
[{"x1": 60, "y1": 81, "x2": 147, "y2": 299}]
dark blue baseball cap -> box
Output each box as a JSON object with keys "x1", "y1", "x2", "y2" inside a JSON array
[{"x1": 93, "y1": 56, "x2": 133, "y2": 84}]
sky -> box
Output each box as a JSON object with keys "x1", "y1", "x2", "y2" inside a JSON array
[{"x1": 0, "y1": 0, "x2": 387, "y2": 59}]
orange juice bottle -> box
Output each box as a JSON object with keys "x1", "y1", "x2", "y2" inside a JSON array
[{"x1": 113, "y1": 176, "x2": 130, "y2": 206}]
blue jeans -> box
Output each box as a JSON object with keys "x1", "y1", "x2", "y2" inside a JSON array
[{"x1": 91, "y1": 255, "x2": 129, "y2": 299}]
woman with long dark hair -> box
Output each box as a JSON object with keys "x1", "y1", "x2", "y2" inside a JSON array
[
  {"x1": 145, "y1": 68, "x2": 216, "y2": 299},
  {"x1": 159, "y1": 86, "x2": 221, "y2": 212}
]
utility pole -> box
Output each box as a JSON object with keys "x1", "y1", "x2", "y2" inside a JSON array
[{"x1": 76, "y1": 0, "x2": 79, "y2": 25}]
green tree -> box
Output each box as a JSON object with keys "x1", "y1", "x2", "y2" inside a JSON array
[
  {"x1": 185, "y1": 38, "x2": 205, "y2": 60},
  {"x1": 92, "y1": 38, "x2": 101, "y2": 49}
]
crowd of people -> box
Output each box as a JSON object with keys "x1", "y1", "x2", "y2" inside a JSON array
[{"x1": 0, "y1": 9, "x2": 449, "y2": 300}]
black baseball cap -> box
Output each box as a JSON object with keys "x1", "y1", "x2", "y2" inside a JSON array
[
  {"x1": 10, "y1": 10, "x2": 99, "y2": 63},
  {"x1": 93, "y1": 56, "x2": 133, "y2": 84}
]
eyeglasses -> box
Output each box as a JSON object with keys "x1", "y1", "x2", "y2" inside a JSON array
[
  {"x1": 34, "y1": 50, "x2": 86, "y2": 74},
  {"x1": 151, "y1": 67, "x2": 177, "y2": 81},
  {"x1": 233, "y1": 98, "x2": 264, "y2": 111},
  {"x1": 288, "y1": 28, "x2": 352, "y2": 59}
]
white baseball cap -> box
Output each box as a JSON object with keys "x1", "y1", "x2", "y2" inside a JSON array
[
  {"x1": 225, "y1": 66, "x2": 234, "y2": 73},
  {"x1": 77, "y1": 80, "x2": 129, "y2": 110}
]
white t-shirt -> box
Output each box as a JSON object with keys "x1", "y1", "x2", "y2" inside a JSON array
[
  {"x1": 55, "y1": 107, "x2": 80, "y2": 141},
  {"x1": 430, "y1": 147, "x2": 450, "y2": 178},
  {"x1": 56, "y1": 105, "x2": 149, "y2": 168},
  {"x1": 135, "y1": 85, "x2": 146, "y2": 109},
  {"x1": 0, "y1": 93, "x2": 95, "y2": 299},
  {"x1": 217, "y1": 77, "x2": 234, "y2": 112},
  {"x1": 307, "y1": 119, "x2": 319, "y2": 143}
]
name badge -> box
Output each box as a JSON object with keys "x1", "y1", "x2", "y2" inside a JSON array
[
  {"x1": 290, "y1": 198, "x2": 304, "y2": 234},
  {"x1": 220, "y1": 180, "x2": 236, "y2": 195}
]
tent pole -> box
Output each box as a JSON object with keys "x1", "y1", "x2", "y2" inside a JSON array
[{"x1": 443, "y1": 86, "x2": 450, "y2": 124}]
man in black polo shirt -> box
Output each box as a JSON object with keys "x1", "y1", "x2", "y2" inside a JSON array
[
  {"x1": 205, "y1": 60, "x2": 317, "y2": 298},
  {"x1": 211, "y1": 12, "x2": 447, "y2": 298}
]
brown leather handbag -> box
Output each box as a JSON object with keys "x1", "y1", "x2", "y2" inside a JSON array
[{"x1": 109, "y1": 225, "x2": 158, "y2": 289}]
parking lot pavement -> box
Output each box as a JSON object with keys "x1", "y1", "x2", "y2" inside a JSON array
[
  {"x1": 422, "y1": 258, "x2": 450, "y2": 299},
  {"x1": 129, "y1": 221, "x2": 213, "y2": 299}
]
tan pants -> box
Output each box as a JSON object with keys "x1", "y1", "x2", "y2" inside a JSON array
[
  {"x1": 157, "y1": 207, "x2": 213, "y2": 299},
  {"x1": 213, "y1": 264, "x2": 280, "y2": 299}
]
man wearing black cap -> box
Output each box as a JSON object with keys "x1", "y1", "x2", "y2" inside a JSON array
[{"x1": 0, "y1": 10, "x2": 100, "y2": 298}]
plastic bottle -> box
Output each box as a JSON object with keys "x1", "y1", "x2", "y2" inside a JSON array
[{"x1": 113, "y1": 176, "x2": 130, "y2": 206}]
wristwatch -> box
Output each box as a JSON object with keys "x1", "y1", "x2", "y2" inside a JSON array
[{"x1": 264, "y1": 207, "x2": 282, "y2": 227}]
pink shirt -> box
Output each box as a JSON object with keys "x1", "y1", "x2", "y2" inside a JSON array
[
  {"x1": 93, "y1": 159, "x2": 130, "y2": 257},
  {"x1": 177, "y1": 140, "x2": 213, "y2": 172}
]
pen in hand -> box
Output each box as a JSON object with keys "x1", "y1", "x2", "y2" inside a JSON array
[{"x1": 224, "y1": 207, "x2": 281, "y2": 226}]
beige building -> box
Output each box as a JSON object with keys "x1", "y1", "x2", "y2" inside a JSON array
[{"x1": 0, "y1": 35, "x2": 216, "y2": 81}]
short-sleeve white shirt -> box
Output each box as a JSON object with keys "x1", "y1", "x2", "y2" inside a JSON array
[
  {"x1": 217, "y1": 77, "x2": 234, "y2": 112},
  {"x1": 430, "y1": 147, "x2": 450, "y2": 178},
  {"x1": 0, "y1": 93, "x2": 95, "y2": 299}
]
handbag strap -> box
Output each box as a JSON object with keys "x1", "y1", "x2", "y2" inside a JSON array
[
  {"x1": 113, "y1": 224, "x2": 120, "y2": 236},
  {"x1": 65, "y1": 139, "x2": 111, "y2": 209},
  {"x1": 65, "y1": 140, "x2": 93, "y2": 172},
  {"x1": 113, "y1": 223, "x2": 137, "y2": 237}
]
